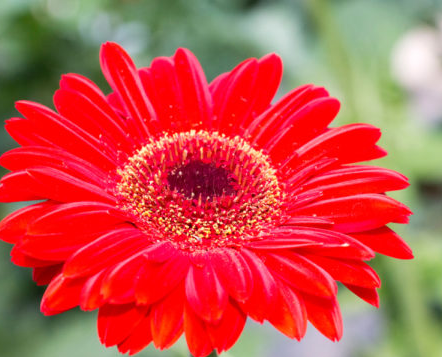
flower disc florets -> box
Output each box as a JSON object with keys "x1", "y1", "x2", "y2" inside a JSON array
[{"x1": 116, "y1": 130, "x2": 283, "y2": 249}]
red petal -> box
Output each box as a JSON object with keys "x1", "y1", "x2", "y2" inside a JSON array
[
  {"x1": 136, "y1": 250, "x2": 189, "y2": 304},
  {"x1": 267, "y1": 282, "x2": 307, "y2": 340},
  {"x1": 80, "y1": 271, "x2": 107, "y2": 311},
  {"x1": 140, "y1": 48, "x2": 212, "y2": 133},
  {"x1": 40, "y1": 274, "x2": 86, "y2": 315},
  {"x1": 59, "y1": 73, "x2": 138, "y2": 147},
  {"x1": 100, "y1": 42, "x2": 156, "y2": 140},
  {"x1": 10, "y1": 245, "x2": 57, "y2": 267},
  {"x1": 0, "y1": 171, "x2": 43, "y2": 202},
  {"x1": 18, "y1": 202, "x2": 127, "y2": 261},
  {"x1": 350, "y1": 226, "x2": 413, "y2": 259},
  {"x1": 248, "y1": 85, "x2": 331, "y2": 148},
  {"x1": 139, "y1": 58, "x2": 184, "y2": 133},
  {"x1": 284, "y1": 157, "x2": 337, "y2": 190},
  {"x1": 98, "y1": 303, "x2": 149, "y2": 347},
  {"x1": 344, "y1": 284, "x2": 380, "y2": 307},
  {"x1": 117, "y1": 313, "x2": 153, "y2": 355},
  {"x1": 266, "y1": 98, "x2": 340, "y2": 163},
  {"x1": 304, "y1": 254, "x2": 380, "y2": 288},
  {"x1": 294, "y1": 194, "x2": 411, "y2": 233},
  {"x1": 211, "y1": 248, "x2": 253, "y2": 302},
  {"x1": 53, "y1": 88, "x2": 133, "y2": 155},
  {"x1": 15, "y1": 101, "x2": 118, "y2": 170},
  {"x1": 262, "y1": 251, "x2": 337, "y2": 297},
  {"x1": 185, "y1": 254, "x2": 228, "y2": 322},
  {"x1": 0, "y1": 201, "x2": 56, "y2": 244},
  {"x1": 246, "y1": 239, "x2": 321, "y2": 251},
  {"x1": 101, "y1": 254, "x2": 146, "y2": 304},
  {"x1": 282, "y1": 215, "x2": 334, "y2": 227},
  {"x1": 285, "y1": 124, "x2": 385, "y2": 170},
  {"x1": 299, "y1": 165, "x2": 409, "y2": 199},
  {"x1": 261, "y1": 226, "x2": 374, "y2": 260},
  {"x1": 239, "y1": 248, "x2": 277, "y2": 322},
  {"x1": 303, "y1": 294, "x2": 343, "y2": 341},
  {"x1": 150, "y1": 285, "x2": 185, "y2": 349},
  {"x1": 1, "y1": 146, "x2": 107, "y2": 186},
  {"x1": 32, "y1": 264, "x2": 63, "y2": 286},
  {"x1": 206, "y1": 300, "x2": 246, "y2": 354},
  {"x1": 4, "y1": 117, "x2": 53, "y2": 147},
  {"x1": 211, "y1": 54, "x2": 282, "y2": 136},
  {"x1": 174, "y1": 48, "x2": 212, "y2": 129},
  {"x1": 184, "y1": 302, "x2": 213, "y2": 357},
  {"x1": 63, "y1": 227, "x2": 147, "y2": 277},
  {"x1": 0, "y1": 167, "x2": 115, "y2": 204}
]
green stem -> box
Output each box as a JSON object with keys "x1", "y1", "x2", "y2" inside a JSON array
[
  {"x1": 190, "y1": 351, "x2": 218, "y2": 357},
  {"x1": 304, "y1": 0, "x2": 439, "y2": 355},
  {"x1": 303, "y1": 0, "x2": 359, "y2": 123}
]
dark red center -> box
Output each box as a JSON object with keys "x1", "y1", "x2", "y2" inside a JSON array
[{"x1": 167, "y1": 161, "x2": 237, "y2": 200}]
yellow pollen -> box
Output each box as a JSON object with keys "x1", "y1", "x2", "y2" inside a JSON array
[{"x1": 114, "y1": 130, "x2": 284, "y2": 250}]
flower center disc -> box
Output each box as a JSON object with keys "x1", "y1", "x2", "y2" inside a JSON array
[
  {"x1": 115, "y1": 130, "x2": 283, "y2": 250},
  {"x1": 167, "y1": 161, "x2": 237, "y2": 200}
]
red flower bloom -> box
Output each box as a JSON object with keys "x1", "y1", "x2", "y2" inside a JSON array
[{"x1": 0, "y1": 42, "x2": 412, "y2": 356}]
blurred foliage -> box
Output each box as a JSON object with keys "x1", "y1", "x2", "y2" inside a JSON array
[{"x1": 1, "y1": 0, "x2": 442, "y2": 356}]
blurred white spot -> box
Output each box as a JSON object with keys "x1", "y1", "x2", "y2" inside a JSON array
[
  {"x1": 391, "y1": 20, "x2": 442, "y2": 126},
  {"x1": 46, "y1": 0, "x2": 79, "y2": 19}
]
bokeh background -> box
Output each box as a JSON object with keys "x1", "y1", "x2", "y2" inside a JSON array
[{"x1": 1, "y1": 0, "x2": 442, "y2": 356}]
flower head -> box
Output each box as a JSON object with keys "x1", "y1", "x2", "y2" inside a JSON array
[{"x1": 0, "y1": 42, "x2": 412, "y2": 357}]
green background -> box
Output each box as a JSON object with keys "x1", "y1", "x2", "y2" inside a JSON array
[{"x1": 1, "y1": 0, "x2": 442, "y2": 356}]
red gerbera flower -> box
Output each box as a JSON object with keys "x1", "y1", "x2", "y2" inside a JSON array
[{"x1": 0, "y1": 42, "x2": 412, "y2": 356}]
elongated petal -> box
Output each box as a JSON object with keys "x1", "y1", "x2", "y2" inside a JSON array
[
  {"x1": 150, "y1": 285, "x2": 185, "y2": 349},
  {"x1": 32, "y1": 264, "x2": 63, "y2": 286},
  {"x1": 59, "y1": 73, "x2": 138, "y2": 148},
  {"x1": 15, "y1": 101, "x2": 118, "y2": 170},
  {"x1": 5, "y1": 117, "x2": 53, "y2": 147},
  {"x1": 100, "y1": 42, "x2": 156, "y2": 140},
  {"x1": 206, "y1": 300, "x2": 246, "y2": 354},
  {"x1": 262, "y1": 251, "x2": 337, "y2": 298},
  {"x1": 248, "y1": 85, "x2": 332, "y2": 148},
  {"x1": 17, "y1": 202, "x2": 128, "y2": 260},
  {"x1": 284, "y1": 124, "x2": 386, "y2": 170},
  {"x1": 266, "y1": 98, "x2": 340, "y2": 163},
  {"x1": 211, "y1": 54, "x2": 282, "y2": 136},
  {"x1": 1, "y1": 146, "x2": 108, "y2": 185},
  {"x1": 10, "y1": 245, "x2": 57, "y2": 267},
  {"x1": 294, "y1": 194, "x2": 412, "y2": 233},
  {"x1": 136, "y1": 250, "x2": 189, "y2": 304},
  {"x1": 267, "y1": 282, "x2": 307, "y2": 340},
  {"x1": 184, "y1": 302, "x2": 214, "y2": 357},
  {"x1": 139, "y1": 48, "x2": 212, "y2": 132},
  {"x1": 263, "y1": 226, "x2": 375, "y2": 260},
  {"x1": 101, "y1": 254, "x2": 146, "y2": 304},
  {"x1": 304, "y1": 254, "x2": 380, "y2": 288},
  {"x1": 298, "y1": 165, "x2": 409, "y2": 199},
  {"x1": 0, "y1": 167, "x2": 115, "y2": 204},
  {"x1": 350, "y1": 226, "x2": 413, "y2": 259},
  {"x1": 0, "y1": 171, "x2": 43, "y2": 202},
  {"x1": 185, "y1": 254, "x2": 228, "y2": 322},
  {"x1": 98, "y1": 303, "x2": 149, "y2": 347},
  {"x1": 54, "y1": 89, "x2": 133, "y2": 155},
  {"x1": 239, "y1": 248, "x2": 277, "y2": 322},
  {"x1": 117, "y1": 314, "x2": 153, "y2": 355},
  {"x1": 344, "y1": 284, "x2": 379, "y2": 307},
  {"x1": 211, "y1": 248, "x2": 253, "y2": 302},
  {"x1": 41, "y1": 274, "x2": 86, "y2": 315},
  {"x1": 0, "y1": 201, "x2": 56, "y2": 244},
  {"x1": 303, "y1": 294, "x2": 343, "y2": 341},
  {"x1": 80, "y1": 271, "x2": 107, "y2": 311},
  {"x1": 63, "y1": 227, "x2": 147, "y2": 277}
]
